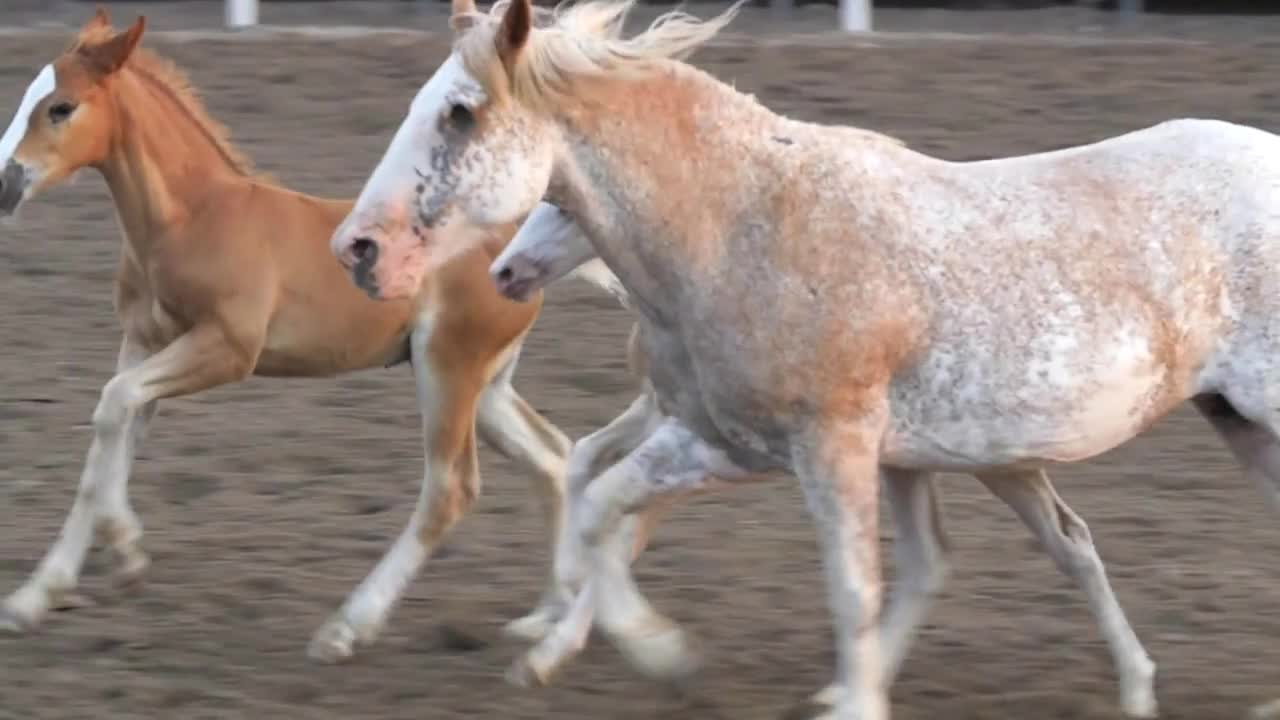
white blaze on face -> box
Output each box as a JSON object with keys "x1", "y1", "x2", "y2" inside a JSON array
[
  {"x1": 0, "y1": 64, "x2": 56, "y2": 165},
  {"x1": 350, "y1": 55, "x2": 474, "y2": 217}
]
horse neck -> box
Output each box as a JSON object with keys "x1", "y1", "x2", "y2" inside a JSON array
[
  {"x1": 98, "y1": 66, "x2": 244, "y2": 258},
  {"x1": 548, "y1": 65, "x2": 785, "y2": 315}
]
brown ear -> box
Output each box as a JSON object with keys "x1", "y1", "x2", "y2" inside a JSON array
[
  {"x1": 81, "y1": 15, "x2": 146, "y2": 76},
  {"x1": 82, "y1": 6, "x2": 111, "y2": 33},
  {"x1": 496, "y1": 0, "x2": 531, "y2": 73}
]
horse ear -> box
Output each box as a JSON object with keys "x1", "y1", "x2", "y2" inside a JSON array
[
  {"x1": 82, "y1": 6, "x2": 111, "y2": 33},
  {"x1": 82, "y1": 15, "x2": 146, "y2": 76},
  {"x1": 450, "y1": 0, "x2": 479, "y2": 33},
  {"x1": 496, "y1": 0, "x2": 532, "y2": 72}
]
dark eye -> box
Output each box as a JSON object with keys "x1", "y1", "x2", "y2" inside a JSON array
[
  {"x1": 48, "y1": 101, "x2": 76, "y2": 124},
  {"x1": 448, "y1": 103, "x2": 475, "y2": 132}
]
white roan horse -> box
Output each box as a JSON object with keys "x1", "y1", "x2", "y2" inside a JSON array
[
  {"x1": 492, "y1": 201, "x2": 1159, "y2": 709},
  {"x1": 328, "y1": 0, "x2": 1280, "y2": 715}
]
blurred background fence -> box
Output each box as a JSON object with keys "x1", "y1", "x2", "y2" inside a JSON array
[{"x1": 5, "y1": 0, "x2": 1280, "y2": 36}]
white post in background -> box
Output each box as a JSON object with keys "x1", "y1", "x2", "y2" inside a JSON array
[
  {"x1": 226, "y1": 0, "x2": 259, "y2": 28},
  {"x1": 838, "y1": 0, "x2": 870, "y2": 32}
]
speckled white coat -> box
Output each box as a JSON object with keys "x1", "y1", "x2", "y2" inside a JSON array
[{"x1": 331, "y1": 2, "x2": 1280, "y2": 717}]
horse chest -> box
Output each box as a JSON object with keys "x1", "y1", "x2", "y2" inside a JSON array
[
  {"x1": 641, "y1": 320, "x2": 795, "y2": 467},
  {"x1": 115, "y1": 272, "x2": 189, "y2": 351}
]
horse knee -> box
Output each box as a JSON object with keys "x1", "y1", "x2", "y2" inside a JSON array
[
  {"x1": 418, "y1": 471, "x2": 479, "y2": 544},
  {"x1": 566, "y1": 438, "x2": 606, "y2": 494},
  {"x1": 92, "y1": 377, "x2": 141, "y2": 436},
  {"x1": 1049, "y1": 503, "x2": 1102, "y2": 576}
]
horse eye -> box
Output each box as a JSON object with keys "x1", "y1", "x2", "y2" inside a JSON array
[
  {"x1": 448, "y1": 103, "x2": 475, "y2": 132},
  {"x1": 48, "y1": 102, "x2": 76, "y2": 124}
]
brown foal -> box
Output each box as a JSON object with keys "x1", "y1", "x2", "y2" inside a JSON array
[{"x1": 0, "y1": 9, "x2": 576, "y2": 663}]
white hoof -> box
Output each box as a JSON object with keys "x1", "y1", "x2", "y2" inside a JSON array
[
  {"x1": 505, "y1": 652, "x2": 554, "y2": 688},
  {"x1": 307, "y1": 617, "x2": 360, "y2": 664},
  {"x1": 1121, "y1": 689, "x2": 1159, "y2": 719},
  {"x1": 812, "y1": 682, "x2": 842, "y2": 707},
  {"x1": 1120, "y1": 657, "x2": 1158, "y2": 719},
  {"x1": 503, "y1": 607, "x2": 560, "y2": 643},
  {"x1": 112, "y1": 546, "x2": 151, "y2": 590},
  {"x1": 612, "y1": 619, "x2": 701, "y2": 685},
  {"x1": 0, "y1": 604, "x2": 35, "y2": 634},
  {"x1": 1, "y1": 585, "x2": 50, "y2": 633},
  {"x1": 49, "y1": 590, "x2": 95, "y2": 612},
  {"x1": 806, "y1": 696, "x2": 889, "y2": 720}
]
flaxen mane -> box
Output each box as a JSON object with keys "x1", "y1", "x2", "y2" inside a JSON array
[
  {"x1": 455, "y1": 0, "x2": 744, "y2": 110},
  {"x1": 453, "y1": 0, "x2": 906, "y2": 150},
  {"x1": 73, "y1": 26, "x2": 259, "y2": 177}
]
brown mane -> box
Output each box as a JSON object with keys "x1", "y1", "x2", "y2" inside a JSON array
[
  {"x1": 125, "y1": 48, "x2": 259, "y2": 177},
  {"x1": 72, "y1": 24, "x2": 259, "y2": 177}
]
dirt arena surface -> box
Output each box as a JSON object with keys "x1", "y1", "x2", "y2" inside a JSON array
[{"x1": 4, "y1": 6, "x2": 1280, "y2": 720}]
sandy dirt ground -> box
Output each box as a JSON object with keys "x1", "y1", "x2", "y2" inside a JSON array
[{"x1": 2, "y1": 4, "x2": 1280, "y2": 720}]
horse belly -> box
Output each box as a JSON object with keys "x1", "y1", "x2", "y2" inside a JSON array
[{"x1": 883, "y1": 345, "x2": 1191, "y2": 472}]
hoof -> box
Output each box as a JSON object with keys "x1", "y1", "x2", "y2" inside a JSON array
[
  {"x1": 307, "y1": 618, "x2": 358, "y2": 664},
  {"x1": 613, "y1": 620, "x2": 702, "y2": 686},
  {"x1": 0, "y1": 604, "x2": 36, "y2": 634},
  {"x1": 801, "y1": 700, "x2": 887, "y2": 720},
  {"x1": 811, "y1": 683, "x2": 841, "y2": 707},
  {"x1": 112, "y1": 550, "x2": 150, "y2": 592},
  {"x1": 1, "y1": 586, "x2": 50, "y2": 633},
  {"x1": 49, "y1": 590, "x2": 96, "y2": 612},
  {"x1": 505, "y1": 653, "x2": 555, "y2": 689},
  {"x1": 1122, "y1": 692, "x2": 1159, "y2": 720},
  {"x1": 503, "y1": 608, "x2": 560, "y2": 643},
  {"x1": 1120, "y1": 657, "x2": 1158, "y2": 719}
]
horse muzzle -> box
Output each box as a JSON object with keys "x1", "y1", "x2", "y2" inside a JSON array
[{"x1": 0, "y1": 160, "x2": 31, "y2": 217}]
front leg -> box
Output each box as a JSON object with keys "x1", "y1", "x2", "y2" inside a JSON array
[
  {"x1": 792, "y1": 423, "x2": 888, "y2": 720},
  {"x1": 3, "y1": 326, "x2": 257, "y2": 632},
  {"x1": 308, "y1": 321, "x2": 486, "y2": 663},
  {"x1": 564, "y1": 419, "x2": 756, "y2": 684},
  {"x1": 813, "y1": 469, "x2": 949, "y2": 709},
  {"x1": 506, "y1": 388, "x2": 665, "y2": 678}
]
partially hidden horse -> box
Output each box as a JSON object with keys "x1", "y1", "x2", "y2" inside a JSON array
[
  {"x1": 328, "y1": 0, "x2": 1280, "y2": 717},
  {"x1": 0, "y1": 8, "x2": 597, "y2": 663}
]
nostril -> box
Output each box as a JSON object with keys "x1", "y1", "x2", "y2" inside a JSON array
[
  {"x1": 351, "y1": 237, "x2": 376, "y2": 262},
  {"x1": 496, "y1": 266, "x2": 514, "y2": 283}
]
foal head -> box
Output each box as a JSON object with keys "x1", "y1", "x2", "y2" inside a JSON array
[
  {"x1": 331, "y1": 0, "x2": 738, "y2": 300},
  {"x1": 0, "y1": 9, "x2": 145, "y2": 216},
  {"x1": 490, "y1": 201, "x2": 594, "y2": 302}
]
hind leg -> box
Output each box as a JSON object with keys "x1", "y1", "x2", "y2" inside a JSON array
[
  {"x1": 976, "y1": 469, "x2": 1156, "y2": 718},
  {"x1": 507, "y1": 388, "x2": 668, "y2": 680},
  {"x1": 1, "y1": 339, "x2": 156, "y2": 632},
  {"x1": 1195, "y1": 394, "x2": 1280, "y2": 506},
  {"x1": 1194, "y1": 394, "x2": 1280, "y2": 720},
  {"x1": 3, "y1": 327, "x2": 253, "y2": 633}
]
